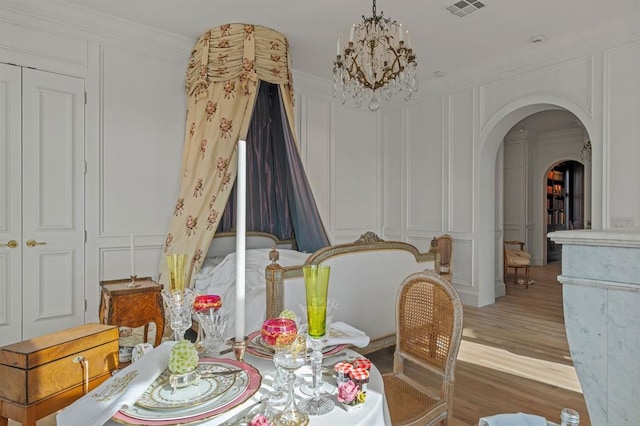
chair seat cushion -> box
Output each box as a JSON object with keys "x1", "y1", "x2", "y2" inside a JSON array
[
  {"x1": 505, "y1": 249, "x2": 531, "y2": 266},
  {"x1": 383, "y1": 373, "x2": 446, "y2": 424}
]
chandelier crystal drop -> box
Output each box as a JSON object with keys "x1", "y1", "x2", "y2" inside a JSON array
[{"x1": 333, "y1": 0, "x2": 418, "y2": 111}]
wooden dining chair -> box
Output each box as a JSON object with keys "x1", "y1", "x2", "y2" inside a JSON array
[
  {"x1": 503, "y1": 240, "x2": 533, "y2": 288},
  {"x1": 383, "y1": 270, "x2": 464, "y2": 425}
]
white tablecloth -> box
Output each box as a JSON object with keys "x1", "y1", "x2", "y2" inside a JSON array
[{"x1": 103, "y1": 347, "x2": 390, "y2": 426}]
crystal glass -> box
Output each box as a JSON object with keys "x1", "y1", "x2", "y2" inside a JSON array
[
  {"x1": 272, "y1": 334, "x2": 309, "y2": 426},
  {"x1": 261, "y1": 318, "x2": 297, "y2": 404},
  {"x1": 298, "y1": 265, "x2": 335, "y2": 415},
  {"x1": 161, "y1": 288, "x2": 195, "y2": 341},
  {"x1": 166, "y1": 253, "x2": 187, "y2": 292},
  {"x1": 162, "y1": 254, "x2": 193, "y2": 340},
  {"x1": 195, "y1": 307, "x2": 229, "y2": 356}
]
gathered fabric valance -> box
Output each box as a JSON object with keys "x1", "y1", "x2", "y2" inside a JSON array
[{"x1": 186, "y1": 24, "x2": 294, "y2": 101}]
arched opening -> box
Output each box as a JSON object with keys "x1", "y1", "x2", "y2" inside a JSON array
[{"x1": 475, "y1": 98, "x2": 595, "y2": 306}]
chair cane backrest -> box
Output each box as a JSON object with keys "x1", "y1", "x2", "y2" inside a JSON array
[{"x1": 396, "y1": 270, "x2": 463, "y2": 376}]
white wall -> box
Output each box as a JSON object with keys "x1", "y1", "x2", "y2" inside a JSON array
[
  {"x1": 382, "y1": 16, "x2": 640, "y2": 306},
  {"x1": 0, "y1": 0, "x2": 191, "y2": 322},
  {"x1": 4, "y1": 1, "x2": 640, "y2": 316}
]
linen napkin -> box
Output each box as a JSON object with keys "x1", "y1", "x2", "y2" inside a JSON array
[
  {"x1": 479, "y1": 412, "x2": 548, "y2": 426},
  {"x1": 323, "y1": 321, "x2": 370, "y2": 348},
  {"x1": 56, "y1": 341, "x2": 175, "y2": 426}
]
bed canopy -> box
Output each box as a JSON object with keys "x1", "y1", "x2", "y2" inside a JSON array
[{"x1": 159, "y1": 24, "x2": 329, "y2": 287}]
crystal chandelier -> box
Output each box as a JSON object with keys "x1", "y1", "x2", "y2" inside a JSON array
[{"x1": 333, "y1": 0, "x2": 418, "y2": 111}]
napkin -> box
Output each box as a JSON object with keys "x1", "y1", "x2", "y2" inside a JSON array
[
  {"x1": 479, "y1": 412, "x2": 548, "y2": 426},
  {"x1": 323, "y1": 321, "x2": 370, "y2": 348},
  {"x1": 56, "y1": 341, "x2": 175, "y2": 426}
]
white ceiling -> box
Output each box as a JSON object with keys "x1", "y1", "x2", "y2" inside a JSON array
[
  {"x1": 41, "y1": 0, "x2": 639, "y2": 133},
  {"x1": 51, "y1": 0, "x2": 640, "y2": 84}
]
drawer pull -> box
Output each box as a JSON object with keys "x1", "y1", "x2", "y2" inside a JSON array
[{"x1": 73, "y1": 356, "x2": 90, "y2": 395}]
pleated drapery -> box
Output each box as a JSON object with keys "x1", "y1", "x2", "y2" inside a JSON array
[{"x1": 159, "y1": 24, "x2": 329, "y2": 288}]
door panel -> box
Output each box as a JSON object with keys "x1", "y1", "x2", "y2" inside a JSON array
[
  {"x1": 0, "y1": 63, "x2": 22, "y2": 346},
  {"x1": 22, "y1": 68, "x2": 85, "y2": 339}
]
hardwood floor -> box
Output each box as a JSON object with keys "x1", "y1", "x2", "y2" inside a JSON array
[{"x1": 368, "y1": 262, "x2": 592, "y2": 426}]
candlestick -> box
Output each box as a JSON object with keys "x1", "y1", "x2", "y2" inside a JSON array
[
  {"x1": 235, "y1": 139, "x2": 246, "y2": 342},
  {"x1": 129, "y1": 234, "x2": 136, "y2": 277}
]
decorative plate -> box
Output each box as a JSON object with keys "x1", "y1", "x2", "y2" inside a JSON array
[
  {"x1": 246, "y1": 330, "x2": 347, "y2": 360},
  {"x1": 134, "y1": 364, "x2": 237, "y2": 410},
  {"x1": 112, "y1": 359, "x2": 261, "y2": 425}
]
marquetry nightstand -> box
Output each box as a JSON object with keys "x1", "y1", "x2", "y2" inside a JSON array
[{"x1": 99, "y1": 277, "x2": 165, "y2": 347}]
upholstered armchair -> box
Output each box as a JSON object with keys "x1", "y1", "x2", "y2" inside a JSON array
[{"x1": 503, "y1": 240, "x2": 533, "y2": 288}]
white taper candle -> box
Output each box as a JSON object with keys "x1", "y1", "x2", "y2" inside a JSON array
[
  {"x1": 337, "y1": 37, "x2": 341, "y2": 55},
  {"x1": 129, "y1": 234, "x2": 136, "y2": 276},
  {"x1": 235, "y1": 139, "x2": 247, "y2": 341}
]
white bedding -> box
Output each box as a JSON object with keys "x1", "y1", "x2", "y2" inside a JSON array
[{"x1": 193, "y1": 248, "x2": 309, "y2": 336}]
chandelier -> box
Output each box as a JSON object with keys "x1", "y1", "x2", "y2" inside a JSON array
[{"x1": 333, "y1": 0, "x2": 418, "y2": 111}]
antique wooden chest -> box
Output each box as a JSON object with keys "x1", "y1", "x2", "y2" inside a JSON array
[{"x1": 0, "y1": 323, "x2": 118, "y2": 425}]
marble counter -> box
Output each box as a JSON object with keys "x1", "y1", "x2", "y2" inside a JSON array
[{"x1": 548, "y1": 228, "x2": 640, "y2": 426}]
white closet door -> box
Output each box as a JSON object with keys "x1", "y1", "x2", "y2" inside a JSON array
[
  {"x1": 22, "y1": 68, "x2": 85, "y2": 339},
  {"x1": 0, "y1": 63, "x2": 22, "y2": 345}
]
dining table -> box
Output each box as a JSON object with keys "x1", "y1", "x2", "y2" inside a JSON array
[{"x1": 99, "y1": 344, "x2": 391, "y2": 426}]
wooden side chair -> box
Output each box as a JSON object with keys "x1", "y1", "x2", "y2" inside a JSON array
[
  {"x1": 503, "y1": 240, "x2": 533, "y2": 288},
  {"x1": 383, "y1": 270, "x2": 464, "y2": 425},
  {"x1": 431, "y1": 234, "x2": 454, "y2": 282}
]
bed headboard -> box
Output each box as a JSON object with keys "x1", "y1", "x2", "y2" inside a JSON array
[
  {"x1": 206, "y1": 231, "x2": 295, "y2": 258},
  {"x1": 265, "y1": 233, "x2": 437, "y2": 353}
]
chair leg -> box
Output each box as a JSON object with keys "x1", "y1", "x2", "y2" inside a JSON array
[
  {"x1": 514, "y1": 268, "x2": 518, "y2": 285},
  {"x1": 525, "y1": 266, "x2": 530, "y2": 289}
]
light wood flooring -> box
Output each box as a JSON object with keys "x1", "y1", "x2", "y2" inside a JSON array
[{"x1": 368, "y1": 261, "x2": 592, "y2": 426}]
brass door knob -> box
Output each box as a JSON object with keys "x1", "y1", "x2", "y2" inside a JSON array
[
  {"x1": 26, "y1": 239, "x2": 47, "y2": 248},
  {"x1": 0, "y1": 240, "x2": 18, "y2": 248}
]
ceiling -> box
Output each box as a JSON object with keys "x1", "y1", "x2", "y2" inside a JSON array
[
  {"x1": 50, "y1": 0, "x2": 640, "y2": 85},
  {"x1": 39, "y1": 0, "x2": 638, "y2": 133}
]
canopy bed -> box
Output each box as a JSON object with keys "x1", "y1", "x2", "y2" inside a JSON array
[{"x1": 160, "y1": 24, "x2": 436, "y2": 349}]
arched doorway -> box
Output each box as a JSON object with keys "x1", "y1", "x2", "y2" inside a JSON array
[{"x1": 475, "y1": 97, "x2": 595, "y2": 305}]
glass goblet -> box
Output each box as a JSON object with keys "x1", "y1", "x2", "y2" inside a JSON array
[
  {"x1": 261, "y1": 318, "x2": 297, "y2": 405},
  {"x1": 272, "y1": 334, "x2": 309, "y2": 426},
  {"x1": 161, "y1": 288, "x2": 195, "y2": 341},
  {"x1": 195, "y1": 307, "x2": 229, "y2": 356}
]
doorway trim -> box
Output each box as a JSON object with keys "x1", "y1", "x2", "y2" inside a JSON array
[{"x1": 474, "y1": 95, "x2": 596, "y2": 306}]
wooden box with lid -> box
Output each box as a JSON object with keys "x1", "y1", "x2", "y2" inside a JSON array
[{"x1": 0, "y1": 323, "x2": 118, "y2": 426}]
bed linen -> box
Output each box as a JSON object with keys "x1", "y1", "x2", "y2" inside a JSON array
[{"x1": 193, "y1": 248, "x2": 309, "y2": 335}]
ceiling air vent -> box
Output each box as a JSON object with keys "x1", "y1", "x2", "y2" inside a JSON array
[{"x1": 446, "y1": 0, "x2": 485, "y2": 17}]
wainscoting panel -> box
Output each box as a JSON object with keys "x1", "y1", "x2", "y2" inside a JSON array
[
  {"x1": 98, "y1": 44, "x2": 186, "y2": 236},
  {"x1": 448, "y1": 89, "x2": 474, "y2": 233},
  {"x1": 407, "y1": 97, "x2": 443, "y2": 232},
  {"x1": 383, "y1": 107, "x2": 405, "y2": 230}
]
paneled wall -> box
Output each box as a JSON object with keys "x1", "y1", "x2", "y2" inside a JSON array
[
  {"x1": 4, "y1": 1, "x2": 640, "y2": 317},
  {"x1": 382, "y1": 20, "x2": 640, "y2": 306}
]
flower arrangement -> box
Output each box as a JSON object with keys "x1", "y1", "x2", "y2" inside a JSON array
[
  {"x1": 337, "y1": 379, "x2": 366, "y2": 406},
  {"x1": 168, "y1": 339, "x2": 199, "y2": 374}
]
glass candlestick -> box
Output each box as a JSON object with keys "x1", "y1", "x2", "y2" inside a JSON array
[{"x1": 127, "y1": 275, "x2": 140, "y2": 288}]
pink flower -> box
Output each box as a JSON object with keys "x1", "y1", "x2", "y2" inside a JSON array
[
  {"x1": 337, "y1": 380, "x2": 360, "y2": 404},
  {"x1": 250, "y1": 414, "x2": 270, "y2": 426}
]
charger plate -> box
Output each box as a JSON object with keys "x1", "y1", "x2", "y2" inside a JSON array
[
  {"x1": 246, "y1": 330, "x2": 347, "y2": 360},
  {"x1": 112, "y1": 359, "x2": 261, "y2": 425}
]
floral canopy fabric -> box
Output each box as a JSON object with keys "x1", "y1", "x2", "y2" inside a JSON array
[{"x1": 159, "y1": 24, "x2": 329, "y2": 288}]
